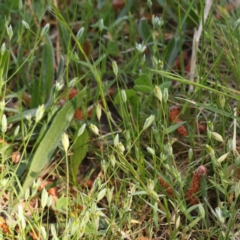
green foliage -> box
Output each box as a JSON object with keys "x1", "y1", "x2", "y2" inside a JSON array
[
  {"x1": 134, "y1": 73, "x2": 153, "y2": 93},
  {"x1": 71, "y1": 127, "x2": 89, "y2": 183},
  {"x1": 1, "y1": 0, "x2": 240, "y2": 239},
  {"x1": 21, "y1": 87, "x2": 87, "y2": 195}
]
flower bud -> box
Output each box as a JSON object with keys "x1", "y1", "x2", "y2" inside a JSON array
[
  {"x1": 211, "y1": 132, "x2": 224, "y2": 142},
  {"x1": 0, "y1": 43, "x2": 6, "y2": 56},
  {"x1": 41, "y1": 188, "x2": 48, "y2": 209},
  {"x1": 163, "y1": 88, "x2": 169, "y2": 103},
  {"x1": 6, "y1": 25, "x2": 13, "y2": 40},
  {"x1": 35, "y1": 104, "x2": 45, "y2": 123},
  {"x1": 96, "y1": 103, "x2": 102, "y2": 121},
  {"x1": 77, "y1": 123, "x2": 86, "y2": 137},
  {"x1": 215, "y1": 207, "x2": 225, "y2": 224},
  {"x1": 99, "y1": 19, "x2": 104, "y2": 31},
  {"x1": 41, "y1": 23, "x2": 50, "y2": 36},
  {"x1": 154, "y1": 85, "x2": 162, "y2": 102},
  {"x1": 235, "y1": 181, "x2": 240, "y2": 199},
  {"x1": 147, "y1": 146, "x2": 155, "y2": 155},
  {"x1": 219, "y1": 95, "x2": 225, "y2": 109},
  {"x1": 62, "y1": 132, "x2": 69, "y2": 152},
  {"x1": 217, "y1": 152, "x2": 229, "y2": 164},
  {"x1": 206, "y1": 144, "x2": 215, "y2": 158},
  {"x1": 89, "y1": 124, "x2": 99, "y2": 135},
  {"x1": 22, "y1": 20, "x2": 30, "y2": 29},
  {"x1": 147, "y1": 179, "x2": 154, "y2": 192},
  {"x1": 116, "y1": 142, "x2": 125, "y2": 154},
  {"x1": 143, "y1": 114, "x2": 155, "y2": 130},
  {"x1": 0, "y1": 100, "x2": 5, "y2": 111},
  {"x1": 76, "y1": 27, "x2": 84, "y2": 40},
  {"x1": 114, "y1": 134, "x2": 119, "y2": 146},
  {"x1": 97, "y1": 188, "x2": 107, "y2": 202},
  {"x1": 14, "y1": 125, "x2": 20, "y2": 136},
  {"x1": 1, "y1": 114, "x2": 7, "y2": 133},
  {"x1": 188, "y1": 148, "x2": 193, "y2": 161},
  {"x1": 106, "y1": 187, "x2": 114, "y2": 203},
  {"x1": 112, "y1": 61, "x2": 118, "y2": 77},
  {"x1": 17, "y1": 204, "x2": 26, "y2": 230},
  {"x1": 121, "y1": 89, "x2": 127, "y2": 103},
  {"x1": 109, "y1": 154, "x2": 116, "y2": 167}
]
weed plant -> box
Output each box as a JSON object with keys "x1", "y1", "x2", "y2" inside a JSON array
[{"x1": 0, "y1": 0, "x2": 240, "y2": 239}]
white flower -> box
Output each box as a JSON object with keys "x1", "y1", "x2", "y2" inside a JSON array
[{"x1": 135, "y1": 42, "x2": 146, "y2": 53}]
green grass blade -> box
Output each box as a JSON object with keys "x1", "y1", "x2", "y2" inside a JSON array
[
  {"x1": 154, "y1": 70, "x2": 240, "y2": 101},
  {"x1": 31, "y1": 35, "x2": 54, "y2": 107},
  {"x1": 41, "y1": 35, "x2": 54, "y2": 102},
  {"x1": 164, "y1": 121, "x2": 186, "y2": 134},
  {"x1": 71, "y1": 128, "x2": 89, "y2": 182},
  {"x1": 21, "y1": 86, "x2": 87, "y2": 195}
]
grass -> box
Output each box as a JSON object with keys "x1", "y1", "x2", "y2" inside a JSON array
[{"x1": 1, "y1": 0, "x2": 240, "y2": 239}]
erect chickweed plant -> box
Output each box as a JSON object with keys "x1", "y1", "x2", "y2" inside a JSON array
[{"x1": 1, "y1": 0, "x2": 240, "y2": 239}]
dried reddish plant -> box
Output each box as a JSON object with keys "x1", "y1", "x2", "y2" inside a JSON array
[
  {"x1": 81, "y1": 40, "x2": 93, "y2": 60},
  {"x1": 68, "y1": 88, "x2": 78, "y2": 99},
  {"x1": 112, "y1": 0, "x2": 125, "y2": 10},
  {"x1": 81, "y1": 179, "x2": 94, "y2": 189},
  {"x1": 169, "y1": 107, "x2": 180, "y2": 122},
  {"x1": 159, "y1": 165, "x2": 207, "y2": 205},
  {"x1": 198, "y1": 124, "x2": 207, "y2": 134},
  {"x1": 0, "y1": 217, "x2": 9, "y2": 234},
  {"x1": 175, "y1": 119, "x2": 188, "y2": 136},
  {"x1": 29, "y1": 228, "x2": 42, "y2": 240},
  {"x1": 158, "y1": 177, "x2": 175, "y2": 197},
  {"x1": 185, "y1": 165, "x2": 207, "y2": 205},
  {"x1": 169, "y1": 107, "x2": 188, "y2": 136},
  {"x1": 11, "y1": 151, "x2": 21, "y2": 164}
]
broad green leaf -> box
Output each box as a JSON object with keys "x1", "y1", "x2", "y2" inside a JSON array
[
  {"x1": 134, "y1": 85, "x2": 152, "y2": 93},
  {"x1": 31, "y1": 35, "x2": 54, "y2": 107},
  {"x1": 41, "y1": 35, "x2": 54, "y2": 103},
  {"x1": 5, "y1": 0, "x2": 19, "y2": 10},
  {"x1": 107, "y1": 41, "x2": 119, "y2": 56},
  {"x1": 71, "y1": 128, "x2": 89, "y2": 182},
  {"x1": 134, "y1": 74, "x2": 153, "y2": 93},
  {"x1": 56, "y1": 196, "x2": 69, "y2": 212},
  {"x1": 58, "y1": 22, "x2": 70, "y2": 51},
  {"x1": 159, "y1": 81, "x2": 172, "y2": 89},
  {"x1": 21, "y1": 87, "x2": 87, "y2": 196},
  {"x1": 163, "y1": 36, "x2": 180, "y2": 70},
  {"x1": 138, "y1": 18, "x2": 153, "y2": 43}
]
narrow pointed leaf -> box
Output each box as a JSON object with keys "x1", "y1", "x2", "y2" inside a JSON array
[
  {"x1": 21, "y1": 87, "x2": 86, "y2": 195},
  {"x1": 71, "y1": 128, "x2": 89, "y2": 182}
]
